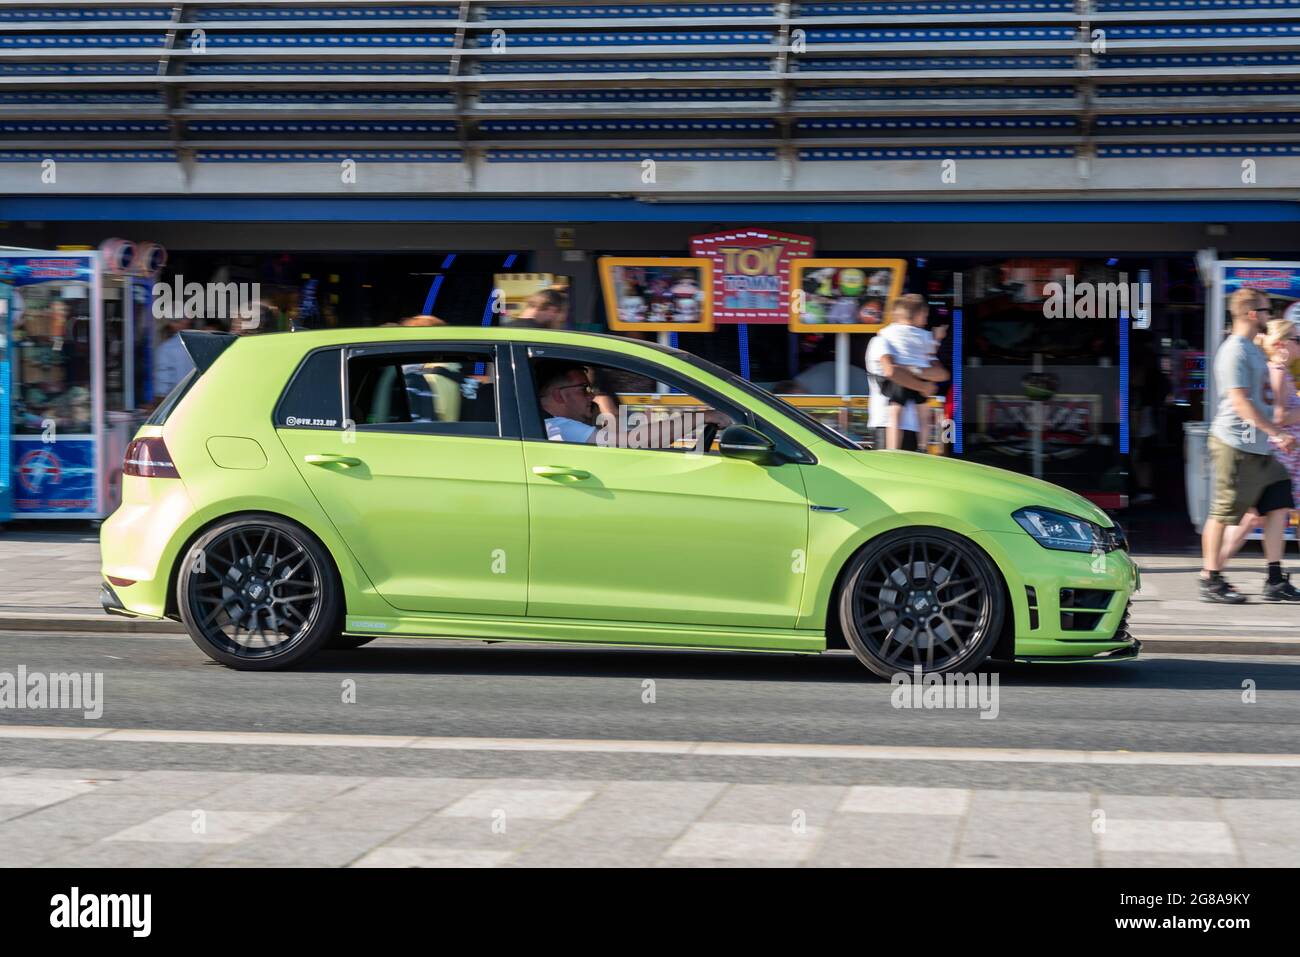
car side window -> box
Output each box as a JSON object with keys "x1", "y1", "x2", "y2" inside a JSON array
[
  {"x1": 528, "y1": 352, "x2": 744, "y2": 454},
  {"x1": 348, "y1": 349, "x2": 498, "y2": 436},
  {"x1": 275, "y1": 349, "x2": 343, "y2": 429}
]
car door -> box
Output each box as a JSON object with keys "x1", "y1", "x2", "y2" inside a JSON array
[
  {"x1": 517, "y1": 343, "x2": 810, "y2": 630},
  {"x1": 275, "y1": 342, "x2": 528, "y2": 616}
]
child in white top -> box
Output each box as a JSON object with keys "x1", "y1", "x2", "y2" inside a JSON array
[{"x1": 877, "y1": 311, "x2": 938, "y2": 450}]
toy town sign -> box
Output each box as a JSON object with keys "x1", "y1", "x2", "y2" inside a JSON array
[{"x1": 690, "y1": 229, "x2": 815, "y2": 324}]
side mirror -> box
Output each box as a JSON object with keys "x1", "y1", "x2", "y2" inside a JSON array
[{"x1": 718, "y1": 424, "x2": 779, "y2": 464}]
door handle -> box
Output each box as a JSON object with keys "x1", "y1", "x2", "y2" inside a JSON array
[
  {"x1": 532, "y1": 465, "x2": 591, "y2": 482},
  {"x1": 304, "y1": 453, "x2": 362, "y2": 468}
]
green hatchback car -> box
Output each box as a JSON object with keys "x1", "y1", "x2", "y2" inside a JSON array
[{"x1": 100, "y1": 327, "x2": 1140, "y2": 675}]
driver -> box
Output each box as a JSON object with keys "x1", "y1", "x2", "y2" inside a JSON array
[
  {"x1": 536, "y1": 361, "x2": 729, "y2": 449},
  {"x1": 538, "y1": 364, "x2": 602, "y2": 443}
]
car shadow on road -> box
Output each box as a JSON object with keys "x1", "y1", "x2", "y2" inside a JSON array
[{"x1": 297, "y1": 642, "x2": 1300, "y2": 689}]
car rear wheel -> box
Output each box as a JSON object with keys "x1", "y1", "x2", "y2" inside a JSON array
[
  {"x1": 178, "y1": 515, "x2": 342, "y2": 671},
  {"x1": 838, "y1": 528, "x2": 1004, "y2": 678}
]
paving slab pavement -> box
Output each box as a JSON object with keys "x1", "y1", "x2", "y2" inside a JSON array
[{"x1": 1, "y1": 763, "x2": 1292, "y2": 867}]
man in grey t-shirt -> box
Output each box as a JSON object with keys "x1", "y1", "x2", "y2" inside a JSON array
[
  {"x1": 1212, "y1": 332, "x2": 1276, "y2": 455},
  {"x1": 1200, "y1": 287, "x2": 1299, "y2": 603}
]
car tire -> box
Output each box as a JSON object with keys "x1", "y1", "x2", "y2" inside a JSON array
[
  {"x1": 838, "y1": 528, "x2": 1005, "y2": 678},
  {"x1": 178, "y1": 514, "x2": 343, "y2": 671}
]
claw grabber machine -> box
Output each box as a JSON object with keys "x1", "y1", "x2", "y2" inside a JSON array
[{"x1": 0, "y1": 251, "x2": 104, "y2": 520}]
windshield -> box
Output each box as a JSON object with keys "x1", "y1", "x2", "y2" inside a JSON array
[{"x1": 666, "y1": 347, "x2": 861, "y2": 451}]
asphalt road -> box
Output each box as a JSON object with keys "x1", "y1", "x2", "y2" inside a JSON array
[{"x1": 3, "y1": 631, "x2": 1300, "y2": 797}]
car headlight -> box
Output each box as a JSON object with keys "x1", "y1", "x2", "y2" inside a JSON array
[{"x1": 1013, "y1": 506, "x2": 1119, "y2": 553}]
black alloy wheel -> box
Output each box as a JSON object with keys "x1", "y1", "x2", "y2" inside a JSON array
[
  {"x1": 178, "y1": 514, "x2": 342, "y2": 670},
  {"x1": 838, "y1": 528, "x2": 1004, "y2": 678}
]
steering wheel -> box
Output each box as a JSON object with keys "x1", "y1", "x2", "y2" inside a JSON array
[{"x1": 698, "y1": 422, "x2": 719, "y2": 454}]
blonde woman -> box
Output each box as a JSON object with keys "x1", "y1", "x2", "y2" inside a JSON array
[{"x1": 1220, "y1": 317, "x2": 1300, "y2": 565}]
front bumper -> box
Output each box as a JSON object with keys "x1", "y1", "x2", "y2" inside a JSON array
[
  {"x1": 1014, "y1": 640, "x2": 1142, "y2": 664},
  {"x1": 984, "y1": 531, "x2": 1140, "y2": 660}
]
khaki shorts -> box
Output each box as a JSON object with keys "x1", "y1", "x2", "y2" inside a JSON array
[{"x1": 1208, "y1": 435, "x2": 1294, "y2": 524}]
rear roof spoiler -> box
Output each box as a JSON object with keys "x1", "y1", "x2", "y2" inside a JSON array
[{"x1": 179, "y1": 330, "x2": 238, "y2": 375}]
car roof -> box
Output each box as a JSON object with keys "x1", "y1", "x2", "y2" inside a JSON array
[{"x1": 243, "y1": 326, "x2": 689, "y2": 359}]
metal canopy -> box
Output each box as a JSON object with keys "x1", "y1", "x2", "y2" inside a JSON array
[{"x1": 2, "y1": 0, "x2": 1300, "y2": 198}]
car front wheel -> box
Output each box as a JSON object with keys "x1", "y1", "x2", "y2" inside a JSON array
[
  {"x1": 178, "y1": 514, "x2": 342, "y2": 671},
  {"x1": 838, "y1": 528, "x2": 1005, "y2": 678}
]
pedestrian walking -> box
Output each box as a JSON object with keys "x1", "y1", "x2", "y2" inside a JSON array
[
  {"x1": 1218, "y1": 316, "x2": 1300, "y2": 565},
  {"x1": 1200, "y1": 288, "x2": 1300, "y2": 603},
  {"x1": 152, "y1": 316, "x2": 194, "y2": 399}
]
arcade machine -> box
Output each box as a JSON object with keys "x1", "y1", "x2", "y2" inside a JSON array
[
  {"x1": 0, "y1": 280, "x2": 11, "y2": 524},
  {"x1": 2, "y1": 250, "x2": 103, "y2": 519},
  {"x1": 2, "y1": 242, "x2": 165, "y2": 521}
]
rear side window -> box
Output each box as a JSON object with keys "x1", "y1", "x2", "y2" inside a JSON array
[
  {"x1": 348, "y1": 348, "x2": 497, "y2": 436},
  {"x1": 275, "y1": 349, "x2": 344, "y2": 429},
  {"x1": 145, "y1": 369, "x2": 197, "y2": 426}
]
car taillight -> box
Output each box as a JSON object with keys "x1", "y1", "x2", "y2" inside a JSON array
[{"x1": 124, "y1": 437, "x2": 180, "y2": 479}]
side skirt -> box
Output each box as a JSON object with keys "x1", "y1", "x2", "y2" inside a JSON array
[{"x1": 343, "y1": 613, "x2": 825, "y2": 654}]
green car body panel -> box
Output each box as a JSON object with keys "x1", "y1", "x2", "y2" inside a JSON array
[{"x1": 100, "y1": 327, "x2": 1139, "y2": 663}]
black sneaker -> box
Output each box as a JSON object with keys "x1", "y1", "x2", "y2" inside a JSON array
[
  {"x1": 1263, "y1": 573, "x2": 1300, "y2": 602},
  {"x1": 1201, "y1": 575, "x2": 1247, "y2": 604}
]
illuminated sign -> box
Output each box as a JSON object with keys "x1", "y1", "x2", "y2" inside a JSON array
[
  {"x1": 598, "y1": 258, "x2": 713, "y2": 333},
  {"x1": 788, "y1": 258, "x2": 908, "y2": 333},
  {"x1": 690, "y1": 229, "x2": 814, "y2": 324}
]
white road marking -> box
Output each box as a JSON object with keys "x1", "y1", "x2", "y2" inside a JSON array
[{"x1": 3, "y1": 724, "x2": 1300, "y2": 768}]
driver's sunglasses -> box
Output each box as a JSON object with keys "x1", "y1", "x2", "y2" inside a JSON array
[{"x1": 551, "y1": 382, "x2": 593, "y2": 397}]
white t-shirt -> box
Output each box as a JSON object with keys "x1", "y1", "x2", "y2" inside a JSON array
[
  {"x1": 545, "y1": 415, "x2": 597, "y2": 444},
  {"x1": 878, "y1": 322, "x2": 935, "y2": 373},
  {"x1": 865, "y1": 334, "x2": 919, "y2": 432}
]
